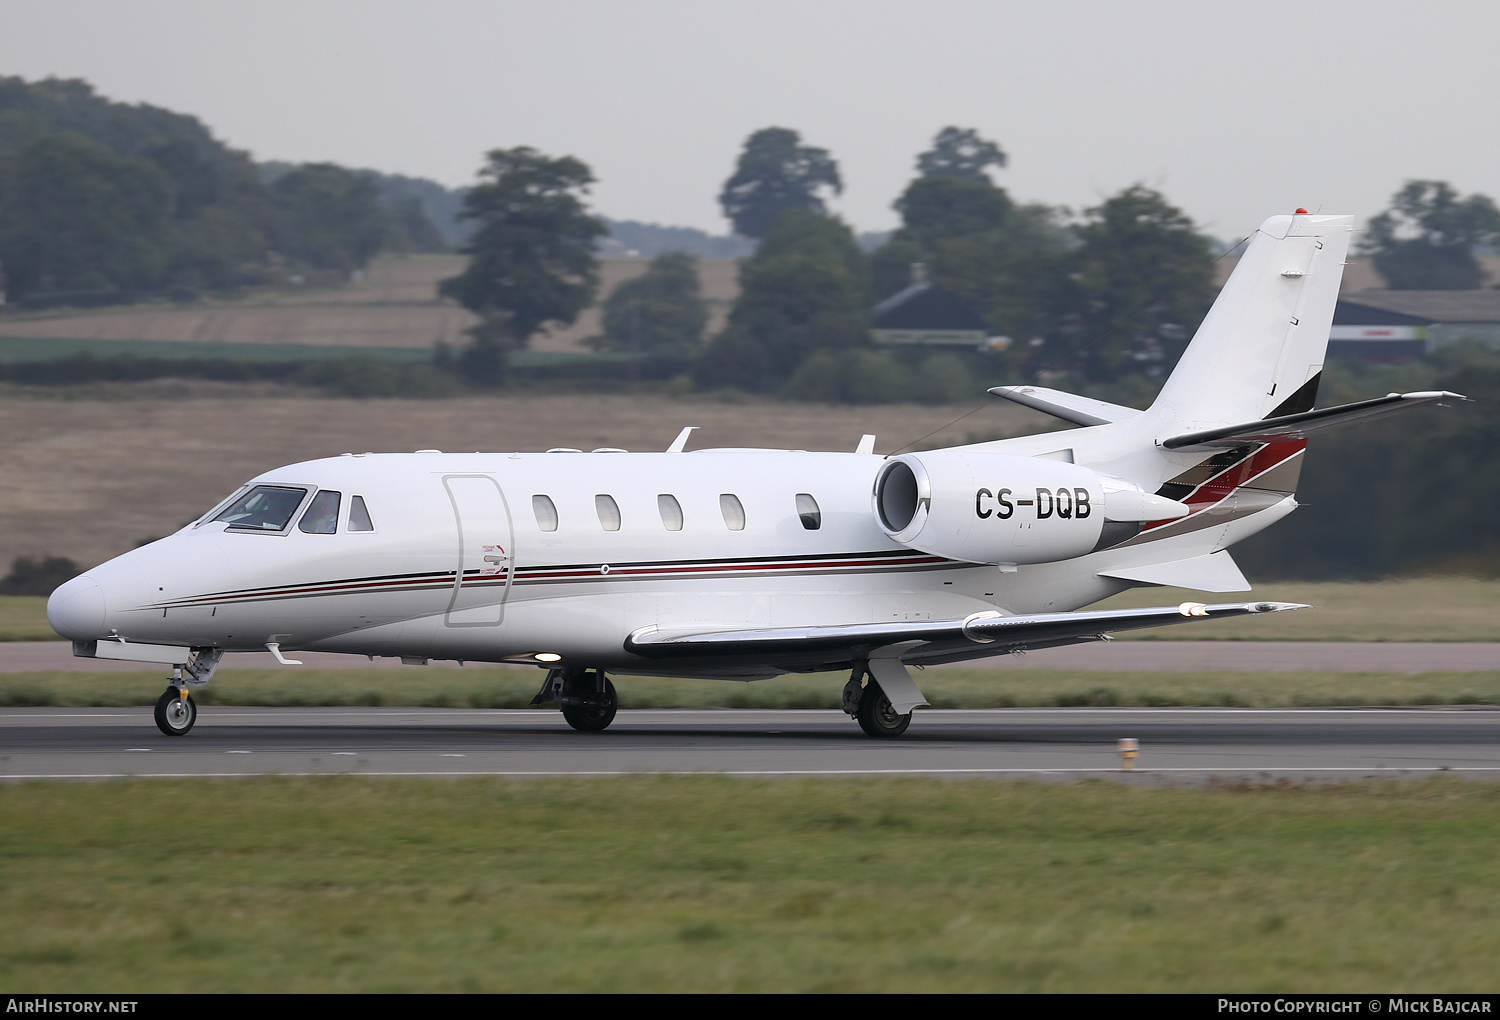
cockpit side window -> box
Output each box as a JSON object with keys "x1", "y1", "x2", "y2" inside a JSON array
[
  {"x1": 348, "y1": 495, "x2": 375, "y2": 532},
  {"x1": 213, "y1": 485, "x2": 308, "y2": 532},
  {"x1": 298, "y1": 490, "x2": 342, "y2": 534}
]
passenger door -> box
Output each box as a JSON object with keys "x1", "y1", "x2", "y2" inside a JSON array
[{"x1": 443, "y1": 475, "x2": 514, "y2": 627}]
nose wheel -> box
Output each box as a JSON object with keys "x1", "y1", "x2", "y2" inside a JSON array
[{"x1": 154, "y1": 687, "x2": 197, "y2": 736}]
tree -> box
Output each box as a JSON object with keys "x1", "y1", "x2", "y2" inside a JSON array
[
  {"x1": 593, "y1": 252, "x2": 707, "y2": 356},
  {"x1": 439, "y1": 147, "x2": 605, "y2": 383},
  {"x1": 0, "y1": 556, "x2": 80, "y2": 596},
  {"x1": 873, "y1": 128, "x2": 1019, "y2": 302},
  {"x1": 1362, "y1": 181, "x2": 1500, "y2": 290},
  {"x1": 870, "y1": 131, "x2": 1071, "y2": 349},
  {"x1": 384, "y1": 195, "x2": 450, "y2": 255},
  {"x1": 894, "y1": 175, "x2": 1012, "y2": 247},
  {"x1": 270, "y1": 163, "x2": 389, "y2": 272},
  {"x1": 0, "y1": 133, "x2": 173, "y2": 298},
  {"x1": 916, "y1": 126, "x2": 1007, "y2": 183},
  {"x1": 1060, "y1": 185, "x2": 1215, "y2": 381},
  {"x1": 718, "y1": 128, "x2": 841, "y2": 239},
  {"x1": 0, "y1": 76, "x2": 283, "y2": 295},
  {"x1": 696, "y1": 210, "x2": 867, "y2": 389}
]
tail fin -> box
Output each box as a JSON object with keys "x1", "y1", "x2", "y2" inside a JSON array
[{"x1": 1151, "y1": 213, "x2": 1353, "y2": 431}]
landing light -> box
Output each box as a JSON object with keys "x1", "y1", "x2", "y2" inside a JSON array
[{"x1": 535, "y1": 652, "x2": 563, "y2": 662}]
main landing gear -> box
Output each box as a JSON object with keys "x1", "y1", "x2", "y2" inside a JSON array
[
  {"x1": 842, "y1": 662, "x2": 914, "y2": 738},
  {"x1": 152, "y1": 648, "x2": 224, "y2": 737},
  {"x1": 532, "y1": 666, "x2": 618, "y2": 732}
]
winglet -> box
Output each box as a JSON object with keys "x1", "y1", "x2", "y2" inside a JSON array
[
  {"x1": 855, "y1": 434, "x2": 876, "y2": 455},
  {"x1": 666, "y1": 427, "x2": 699, "y2": 453}
]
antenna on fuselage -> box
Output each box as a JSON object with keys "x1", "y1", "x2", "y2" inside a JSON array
[
  {"x1": 666, "y1": 426, "x2": 699, "y2": 453},
  {"x1": 855, "y1": 435, "x2": 876, "y2": 455}
]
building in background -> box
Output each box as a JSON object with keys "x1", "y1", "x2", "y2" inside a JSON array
[
  {"x1": 870, "y1": 266, "x2": 991, "y2": 348},
  {"x1": 1331, "y1": 291, "x2": 1500, "y2": 359}
]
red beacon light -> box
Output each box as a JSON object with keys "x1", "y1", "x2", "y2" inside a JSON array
[{"x1": 1294, "y1": 207, "x2": 1309, "y2": 214}]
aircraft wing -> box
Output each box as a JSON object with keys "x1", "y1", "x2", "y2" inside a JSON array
[
  {"x1": 986, "y1": 385, "x2": 1142, "y2": 427},
  {"x1": 1162, "y1": 390, "x2": 1466, "y2": 451},
  {"x1": 625, "y1": 600, "x2": 1306, "y2": 662}
]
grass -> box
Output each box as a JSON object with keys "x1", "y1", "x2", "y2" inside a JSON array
[
  {"x1": 1100, "y1": 578, "x2": 1500, "y2": 642},
  {"x1": 0, "y1": 776, "x2": 1496, "y2": 991},
  {"x1": 0, "y1": 336, "x2": 435, "y2": 364},
  {"x1": 2, "y1": 666, "x2": 1498, "y2": 709},
  {"x1": 0, "y1": 596, "x2": 55, "y2": 640}
]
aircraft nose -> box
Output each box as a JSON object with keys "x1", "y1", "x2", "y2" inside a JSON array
[{"x1": 47, "y1": 574, "x2": 107, "y2": 640}]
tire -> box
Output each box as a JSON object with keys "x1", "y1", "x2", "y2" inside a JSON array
[
  {"x1": 561, "y1": 675, "x2": 618, "y2": 732},
  {"x1": 855, "y1": 680, "x2": 911, "y2": 738},
  {"x1": 154, "y1": 688, "x2": 197, "y2": 736}
]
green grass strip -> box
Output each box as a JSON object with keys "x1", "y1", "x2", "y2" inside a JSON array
[
  {"x1": 1, "y1": 776, "x2": 1497, "y2": 992},
  {"x1": 3, "y1": 667, "x2": 1498, "y2": 708},
  {"x1": 0, "y1": 336, "x2": 434, "y2": 364}
]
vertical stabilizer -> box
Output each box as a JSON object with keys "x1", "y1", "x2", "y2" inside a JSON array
[{"x1": 1150, "y1": 213, "x2": 1352, "y2": 434}]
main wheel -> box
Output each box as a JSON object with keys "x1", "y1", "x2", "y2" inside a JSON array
[
  {"x1": 154, "y1": 687, "x2": 197, "y2": 736},
  {"x1": 855, "y1": 680, "x2": 911, "y2": 738},
  {"x1": 561, "y1": 676, "x2": 617, "y2": 732}
]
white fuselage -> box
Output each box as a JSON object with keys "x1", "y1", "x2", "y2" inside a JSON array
[{"x1": 50, "y1": 447, "x2": 1148, "y2": 676}]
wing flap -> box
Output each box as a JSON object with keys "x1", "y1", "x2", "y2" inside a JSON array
[{"x1": 625, "y1": 601, "x2": 1307, "y2": 660}]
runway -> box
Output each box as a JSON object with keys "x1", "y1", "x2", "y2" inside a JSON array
[
  {"x1": 5, "y1": 640, "x2": 1500, "y2": 673},
  {"x1": 4, "y1": 706, "x2": 1496, "y2": 784}
]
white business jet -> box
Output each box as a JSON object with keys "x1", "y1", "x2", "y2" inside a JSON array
[{"x1": 48, "y1": 212, "x2": 1463, "y2": 738}]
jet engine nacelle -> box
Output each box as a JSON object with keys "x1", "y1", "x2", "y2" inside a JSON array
[{"x1": 872, "y1": 450, "x2": 1189, "y2": 565}]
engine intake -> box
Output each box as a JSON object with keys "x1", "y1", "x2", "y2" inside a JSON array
[{"x1": 873, "y1": 451, "x2": 1187, "y2": 565}]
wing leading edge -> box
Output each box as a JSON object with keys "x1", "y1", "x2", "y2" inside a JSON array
[
  {"x1": 625, "y1": 600, "x2": 1307, "y2": 664},
  {"x1": 986, "y1": 385, "x2": 1142, "y2": 427}
]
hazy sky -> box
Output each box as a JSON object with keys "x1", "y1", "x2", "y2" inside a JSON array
[{"x1": 2, "y1": 0, "x2": 1496, "y2": 240}]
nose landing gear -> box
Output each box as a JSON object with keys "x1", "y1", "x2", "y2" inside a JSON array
[
  {"x1": 154, "y1": 687, "x2": 197, "y2": 736},
  {"x1": 151, "y1": 647, "x2": 224, "y2": 736}
]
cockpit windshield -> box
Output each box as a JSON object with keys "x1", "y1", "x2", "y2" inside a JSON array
[{"x1": 213, "y1": 485, "x2": 308, "y2": 531}]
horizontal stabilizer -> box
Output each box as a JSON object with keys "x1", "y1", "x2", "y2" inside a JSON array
[
  {"x1": 1097, "y1": 550, "x2": 1251, "y2": 592},
  {"x1": 1163, "y1": 390, "x2": 1467, "y2": 451},
  {"x1": 987, "y1": 385, "x2": 1141, "y2": 427},
  {"x1": 626, "y1": 600, "x2": 1305, "y2": 661}
]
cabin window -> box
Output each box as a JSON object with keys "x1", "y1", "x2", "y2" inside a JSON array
[
  {"x1": 719, "y1": 493, "x2": 746, "y2": 531},
  {"x1": 298, "y1": 490, "x2": 342, "y2": 534},
  {"x1": 532, "y1": 494, "x2": 559, "y2": 532},
  {"x1": 796, "y1": 493, "x2": 822, "y2": 530},
  {"x1": 213, "y1": 485, "x2": 307, "y2": 532},
  {"x1": 595, "y1": 494, "x2": 621, "y2": 532},
  {"x1": 349, "y1": 495, "x2": 375, "y2": 532},
  {"x1": 658, "y1": 494, "x2": 684, "y2": 531}
]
